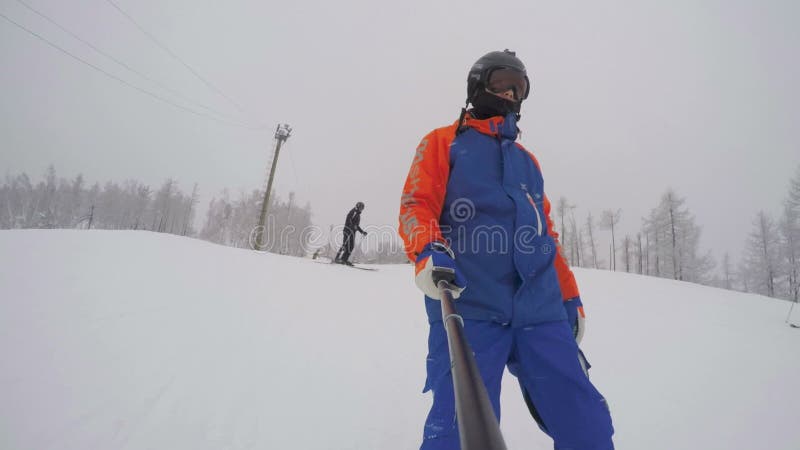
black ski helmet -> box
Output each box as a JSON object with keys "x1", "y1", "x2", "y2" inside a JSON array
[
  {"x1": 467, "y1": 49, "x2": 530, "y2": 103},
  {"x1": 356, "y1": 201, "x2": 364, "y2": 211}
]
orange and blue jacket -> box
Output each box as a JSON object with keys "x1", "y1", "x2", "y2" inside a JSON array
[{"x1": 399, "y1": 113, "x2": 580, "y2": 326}]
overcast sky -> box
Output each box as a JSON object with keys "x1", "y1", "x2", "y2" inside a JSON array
[{"x1": 2, "y1": 0, "x2": 798, "y2": 263}]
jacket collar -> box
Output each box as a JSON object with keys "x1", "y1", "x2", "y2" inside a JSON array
[{"x1": 459, "y1": 112, "x2": 519, "y2": 140}]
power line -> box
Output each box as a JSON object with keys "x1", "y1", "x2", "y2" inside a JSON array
[
  {"x1": 0, "y1": 11, "x2": 265, "y2": 130},
  {"x1": 104, "y1": 0, "x2": 251, "y2": 118},
  {"x1": 14, "y1": 0, "x2": 258, "y2": 129}
]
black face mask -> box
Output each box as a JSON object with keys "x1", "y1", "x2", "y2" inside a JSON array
[{"x1": 470, "y1": 89, "x2": 521, "y2": 119}]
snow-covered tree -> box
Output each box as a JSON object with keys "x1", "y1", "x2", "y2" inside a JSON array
[
  {"x1": 64, "y1": 174, "x2": 86, "y2": 226},
  {"x1": 778, "y1": 166, "x2": 800, "y2": 300},
  {"x1": 182, "y1": 183, "x2": 199, "y2": 236},
  {"x1": 1, "y1": 173, "x2": 34, "y2": 228},
  {"x1": 32, "y1": 165, "x2": 59, "y2": 228},
  {"x1": 643, "y1": 189, "x2": 713, "y2": 283},
  {"x1": 741, "y1": 211, "x2": 781, "y2": 297},
  {"x1": 199, "y1": 189, "x2": 314, "y2": 255},
  {"x1": 199, "y1": 191, "x2": 234, "y2": 244},
  {"x1": 152, "y1": 179, "x2": 177, "y2": 233}
]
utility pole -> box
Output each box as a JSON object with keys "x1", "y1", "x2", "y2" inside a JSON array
[{"x1": 255, "y1": 123, "x2": 292, "y2": 250}]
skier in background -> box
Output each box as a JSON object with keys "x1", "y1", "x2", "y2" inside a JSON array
[
  {"x1": 399, "y1": 49, "x2": 615, "y2": 449},
  {"x1": 335, "y1": 201, "x2": 367, "y2": 266}
]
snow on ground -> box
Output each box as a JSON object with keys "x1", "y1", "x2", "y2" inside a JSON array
[{"x1": 1, "y1": 230, "x2": 798, "y2": 450}]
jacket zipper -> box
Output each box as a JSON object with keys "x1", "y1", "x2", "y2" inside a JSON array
[{"x1": 525, "y1": 192, "x2": 543, "y2": 236}]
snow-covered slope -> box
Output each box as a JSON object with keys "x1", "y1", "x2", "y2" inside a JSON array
[{"x1": 1, "y1": 230, "x2": 798, "y2": 450}]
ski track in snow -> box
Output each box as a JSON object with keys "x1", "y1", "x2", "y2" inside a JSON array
[{"x1": 1, "y1": 229, "x2": 799, "y2": 450}]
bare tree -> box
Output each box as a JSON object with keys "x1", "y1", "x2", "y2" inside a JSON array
[
  {"x1": 721, "y1": 253, "x2": 734, "y2": 290},
  {"x1": 555, "y1": 197, "x2": 569, "y2": 248},
  {"x1": 554, "y1": 197, "x2": 578, "y2": 265},
  {"x1": 622, "y1": 234, "x2": 632, "y2": 273},
  {"x1": 568, "y1": 208, "x2": 582, "y2": 267},
  {"x1": 636, "y1": 232, "x2": 644, "y2": 274},
  {"x1": 584, "y1": 212, "x2": 599, "y2": 269},
  {"x1": 600, "y1": 209, "x2": 622, "y2": 271}
]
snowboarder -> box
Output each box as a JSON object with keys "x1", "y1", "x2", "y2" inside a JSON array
[
  {"x1": 399, "y1": 49, "x2": 615, "y2": 449},
  {"x1": 335, "y1": 201, "x2": 367, "y2": 266}
]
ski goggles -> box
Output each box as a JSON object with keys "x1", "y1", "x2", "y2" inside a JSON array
[{"x1": 485, "y1": 68, "x2": 530, "y2": 101}]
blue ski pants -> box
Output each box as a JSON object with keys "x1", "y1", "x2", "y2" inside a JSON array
[{"x1": 420, "y1": 319, "x2": 614, "y2": 450}]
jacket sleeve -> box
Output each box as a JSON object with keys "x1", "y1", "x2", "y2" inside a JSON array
[
  {"x1": 398, "y1": 128, "x2": 453, "y2": 262},
  {"x1": 542, "y1": 194, "x2": 581, "y2": 301}
]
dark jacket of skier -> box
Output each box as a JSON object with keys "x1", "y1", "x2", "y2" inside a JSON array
[
  {"x1": 336, "y1": 202, "x2": 366, "y2": 264},
  {"x1": 345, "y1": 206, "x2": 366, "y2": 234}
]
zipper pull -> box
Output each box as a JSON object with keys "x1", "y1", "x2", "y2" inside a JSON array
[{"x1": 525, "y1": 192, "x2": 543, "y2": 237}]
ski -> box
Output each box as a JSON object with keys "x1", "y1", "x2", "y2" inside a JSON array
[
  {"x1": 312, "y1": 259, "x2": 378, "y2": 271},
  {"x1": 340, "y1": 264, "x2": 378, "y2": 271}
]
